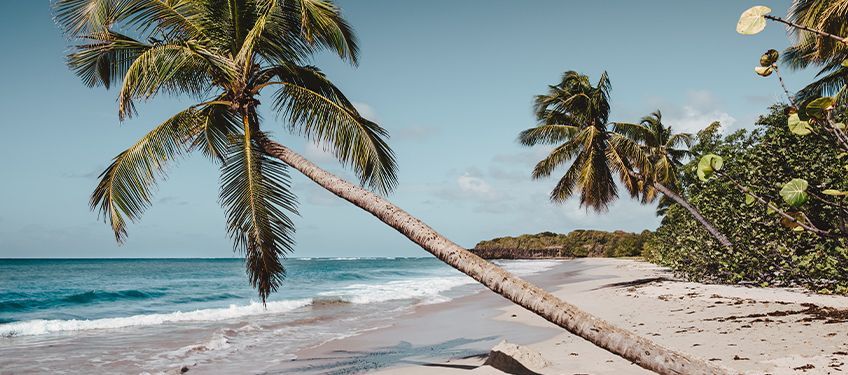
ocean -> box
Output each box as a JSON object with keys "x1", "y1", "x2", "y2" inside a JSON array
[{"x1": 0, "y1": 257, "x2": 562, "y2": 373}]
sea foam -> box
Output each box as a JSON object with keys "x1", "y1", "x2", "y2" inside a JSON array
[
  {"x1": 0, "y1": 298, "x2": 312, "y2": 337},
  {"x1": 0, "y1": 259, "x2": 563, "y2": 337}
]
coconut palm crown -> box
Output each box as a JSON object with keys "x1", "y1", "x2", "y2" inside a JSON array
[
  {"x1": 54, "y1": 0, "x2": 397, "y2": 302},
  {"x1": 518, "y1": 71, "x2": 623, "y2": 211},
  {"x1": 611, "y1": 111, "x2": 693, "y2": 204}
]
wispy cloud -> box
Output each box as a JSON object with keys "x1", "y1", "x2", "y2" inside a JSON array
[
  {"x1": 393, "y1": 125, "x2": 440, "y2": 141},
  {"x1": 646, "y1": 90, "x2": 737, "y2": 134},
  {"x1": 62, "y1": 165, "x2": 104, "y2": 179},
  {"x1": 157, "y1": 196, "x2": 189, "y2": 206}
]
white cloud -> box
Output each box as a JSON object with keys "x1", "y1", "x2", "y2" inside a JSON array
[
  {"x1": 457, "y1": 173, "x2": 493, "y2": 196},
  {"x1": 352, "y1": 102, "x2": 378, "y2": 122},
  {"x1": 648, "y1": 90, "x2": 737, "y2": 134},
  {"x1": 303, "y1": 141, "x2": 337, "y2": 163},
  {"x1": 668, "y1": 105, "x2": 736, "y2": 134}
]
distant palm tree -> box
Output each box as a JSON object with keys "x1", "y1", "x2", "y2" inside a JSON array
[
  {"x1": 55, "y1": 3, "x2": 721, "y2": 373},
  {"x1": 611, "y1": 112, "x2": 732, "y2": 247},
  {"x1": 520, "y1": 72, "x2": 732, "y2": 247},
  {"x1": 783, "y1": 0, "x2": 848, "y2": 99}
]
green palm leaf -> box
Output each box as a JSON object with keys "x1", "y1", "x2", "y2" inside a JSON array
[
  {"x1": 518, "y1": 124, "x2": 579, "y2": 146},
  {"x1": 269, "y1": 65, "x2": 397, "y2": 194},
  {"x1": 220, "y1": 126, "x2": 298, "y2": 303},
  {"x1": 67, "y1": 30, "x2": 151, "y2": 89},
  {"x1": 91, "y1": 108, "x2": 203, "y2": 242},
  {"x1": 117, "y1": 42, "x2": 219, "y2": 119}
]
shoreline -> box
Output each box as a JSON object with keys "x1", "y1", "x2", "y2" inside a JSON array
[{"x1": 263, "y1": 258, "x2": 848, "y2": 375}]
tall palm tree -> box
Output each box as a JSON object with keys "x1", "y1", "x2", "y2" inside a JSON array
[
  {"x1": 520, "y1": 72, "x2": 732, "y2": 247},
  {"x1": 782, "y1": 0, "x2": 848, "y2": 100},
  {"x1": 55, "y1": 3, "x2": 722, "y2": 373},
  {"x1": 520, "y1": 71, "x2": 617, "y2": 211}
]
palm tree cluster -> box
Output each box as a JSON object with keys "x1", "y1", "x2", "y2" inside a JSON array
[
  {"x1": 55, "y1": 0, "x2": 397, "y2": 302},
  {"x1": 519, "y1": 71, "x2": 732, "y2": 247},
  {"x1": 55, "y1": 2, "x2": 730, "y2": 373}
]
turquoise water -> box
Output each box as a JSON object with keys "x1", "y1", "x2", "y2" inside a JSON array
[{"x1": 0, "y1": 257, "x2": 562, "y2": 373}]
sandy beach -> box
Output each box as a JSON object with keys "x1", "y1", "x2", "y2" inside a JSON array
[{"x1": 269, "y1": 258, "x2": 848, "y2": 375}]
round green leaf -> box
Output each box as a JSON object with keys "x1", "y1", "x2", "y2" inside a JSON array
[
  {"x1": 779, "y1": 178, "x2": 809, "y2": 207},
  {"x1": 842, "y1": 59, "x2": 848, "y2": 68},
  {"x1": 754, "y1": 66, "x2": 773, "y2": 77},
  {"x1": 745, "y1": 193, "x2": 756, "y2": 206},
  {"x1": 737, "y1": 6, "x2": 772, "y2": 35},
  {"x1": 787, "y1": 113, "x2": 812, "y2": 136},
  {"x1": 766, "y1": 202, "x2": 777, "y2": 215},
  {"x1": 835, "y1": 122, "x2": 846, "y2": 130},
  {"x1": 805, "y1": 96, "x2": 835, "y2": 119},
  {"x1": 697, "y1": 154, "x2": 723, "y2": 182},
  {"x1": 759, "y1": 49, "x2": 779, "y2": 66}
]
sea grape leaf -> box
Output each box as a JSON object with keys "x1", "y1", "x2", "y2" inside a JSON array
[
  {"x1": 779, "y1": 178, "x2": 809, "y2": 207},
  {"x1": 787, "y1": 113, "x2": 812, "y2": 136},
  {"x1": 737, "y1": 6, "x2": 772, "y2": 35},
  {"x1": 805, "y1": 97, "x2": 835, "y2": 119},
  {"x1": 755, "y1": 66, "x2": 773, "y2": 77},
  {"x1": 745, "y1": 193, "x2": 756, "y2": 206},
  {"x1": 760, "y1": 49, "x2": 779, "y2": 66},
  {"x1": 697, "y1": 154, "x2": 724, "y2": 182}
]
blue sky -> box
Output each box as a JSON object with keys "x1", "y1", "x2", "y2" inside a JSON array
[{"x1": 0, "y1": 1, "x2": 812, "y2": 258}]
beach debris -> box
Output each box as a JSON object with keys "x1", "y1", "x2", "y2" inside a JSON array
[
  {"x1": 793, "y1": 363, "x2": 815, "y2": 371},
  {"x1": 483, "y1": 340, "x2": 551, "y2": 375}
]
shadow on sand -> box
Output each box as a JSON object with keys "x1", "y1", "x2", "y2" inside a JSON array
[{"x1": 279, "y1": 336, "x2": 498, "y2": 374}]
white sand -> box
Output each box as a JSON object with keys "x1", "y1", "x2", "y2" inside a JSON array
[{"x1": 377, "y1": 258, "x2": 848, "y2": 374}]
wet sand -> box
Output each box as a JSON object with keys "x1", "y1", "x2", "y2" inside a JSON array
[{"x1": 270, "y1": 258, "x2": 848, "y2": 375}]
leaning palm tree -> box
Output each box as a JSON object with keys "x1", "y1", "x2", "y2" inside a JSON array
[
  {"x1": 610, "y1": 112, "x2": 732, "y2": 247},
  {"x1": 520, "y1": 72, "x2": 732, "y2": 247},
  {"x1": 55, "y1": 2, "x2": 723, "y2": 373},
  {"x1": 782, "y1": 0, "x2": 848, "y2": 100}
]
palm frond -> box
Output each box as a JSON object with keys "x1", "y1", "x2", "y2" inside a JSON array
[
  {"x1": 67, "y1": 30, "x2": 151, "y2": 89},
  {"x1": 220, "y1": 126, "x2": 298, "y2": 303},
  {"x1": 285, "y1": 0, "x2": 359, "y2": 64},
  {"x1": 269, "y1": 64, "x2": 397, "y2": 193},
  {"x1": 91, "y1": 108, "x2": 203, "y2": 242},
  {"x1": 575, "y1": 125, "x2": 617, "y2": 211},
  {"x1": 611, "y1": 122, "x2": 652, "y2": 145},
  {"x1": 518, "y1": 124, "x2": 579, "y2": 146},
  {"x1": 190, "y1": 103, "x2": 241, "y2": 162},
  {"x1": 117, "y1": 42, "x2": 218, "y2": 119},
  {"x1": 530, "y1": 140, "x2": 581, "y2": 179},
  {"x1": 666, "y1": 133, "x2": 693, "y2": 150},
  {"x1": 54, "y1": 0, "x2": 206, "y2": 39},
  {"x1": 235, "y1": 0, "x2": 279, "y2": 72},
  {"x1": 796, "y1": 66, "x2": 848, "y2": 100}
]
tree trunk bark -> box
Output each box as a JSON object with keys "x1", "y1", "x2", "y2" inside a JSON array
[
  {"x1": 258, "y1": 136, "x2": 729, "y2": 375},
  {"x1": 651, "y1": 181, "x2": 734, "y2": 248}
]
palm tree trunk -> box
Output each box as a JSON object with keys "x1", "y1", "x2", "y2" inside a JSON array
[
  {"x1": 651, "y1": 181, "x2": 733, "y2": 248},
  {"x1": 257, "y1": 135, "x2": 728, "y2": 375}
]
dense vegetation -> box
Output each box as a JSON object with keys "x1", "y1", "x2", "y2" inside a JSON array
[
  {"x1": 474, "y1": 230, "x2": 651, "y2": 259},
  {"x1": 645, "y1": 106, "x2": 848, "y2": 293},
  {"x1": 644, "y1": 3, "x2": 848, "y2": 294}
]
